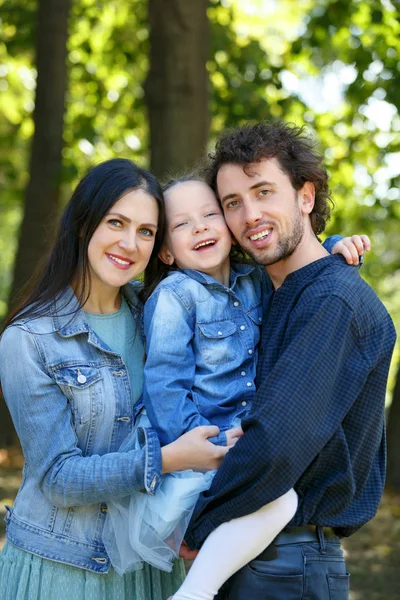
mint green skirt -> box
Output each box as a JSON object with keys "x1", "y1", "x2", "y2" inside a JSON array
[{"x1": 0, "y1": 541, "x2": 185, "y2": 600}]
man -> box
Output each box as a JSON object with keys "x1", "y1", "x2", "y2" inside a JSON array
[{"x1": 185, "y1": 121, "x2": 396, "y2": 599}]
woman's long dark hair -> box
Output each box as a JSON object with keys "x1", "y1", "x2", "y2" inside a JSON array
[{"x1": 4, "y1": 158, "x2": 165, "y2": 329}]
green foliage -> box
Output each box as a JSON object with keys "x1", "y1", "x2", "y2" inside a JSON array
[{"x1": 0, "y1": 0, "x2": 399, "y2": 360}]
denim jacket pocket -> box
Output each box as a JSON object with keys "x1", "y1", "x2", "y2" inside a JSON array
[
  {"x1": 53, "y1": 366, "x2": 103, "y2": 425},
  {"x1": 198, "y1": 320, "x2": 238, "y2": 365}
]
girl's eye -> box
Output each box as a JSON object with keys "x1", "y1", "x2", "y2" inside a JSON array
[
  {"x1": 139, "y1": 228, "x2": 155, "y2": 237},
  {"x1": 173, "y1": 221, "x2": 187, "y2": 229},
  {"x1": 205, "y1": 212, "x2": 219, "y2": 218}
]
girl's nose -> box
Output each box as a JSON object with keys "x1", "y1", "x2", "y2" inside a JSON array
[{"x1": 193, "y1": 220, "x2": 209, "y2": 234}]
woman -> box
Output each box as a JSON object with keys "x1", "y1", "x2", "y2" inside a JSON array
[{"x1": 0, "y1": 159, "x2": 228, "y2": 600}]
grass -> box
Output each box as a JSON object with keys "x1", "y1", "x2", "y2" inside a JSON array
[{"x1": 0, "y1": 447, "x2": 399, "y2": 599}]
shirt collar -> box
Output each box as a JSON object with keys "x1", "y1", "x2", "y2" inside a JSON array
[{"x1": 180, "y1": 263, "x2": 256, "y2": 290}]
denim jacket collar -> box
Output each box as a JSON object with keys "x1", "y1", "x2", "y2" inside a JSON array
[
  {"x1": 50, "y1": 283, "x2": 143, "y2": 347},
  {"x1": 181, "y1": 263, "x2": 256, "y2": 291}
]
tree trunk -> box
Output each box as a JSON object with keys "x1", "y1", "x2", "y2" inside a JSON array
[
  {"x1": 1, "y1": 0, "x2": 70, "y2": 447},
  {"x1": 7, "y1": 0, "x2": 71, "y2": 312},
  {"x1": 386, "y1": 360, "x2": 400, "y2": 491},
  {"x1": 145, "y1": 0, "x2": 210, "y2": 180}
]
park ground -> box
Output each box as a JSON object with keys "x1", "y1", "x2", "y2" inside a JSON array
[{"x1": 0, "y1": 447, "x2": 399, "y2": 599}]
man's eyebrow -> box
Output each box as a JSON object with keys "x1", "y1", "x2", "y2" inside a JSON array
[{"x1": 221, "y1": 180, "x2": 275, "y2": 204}]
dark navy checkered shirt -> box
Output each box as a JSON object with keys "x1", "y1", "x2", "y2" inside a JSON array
[{"x1": 186, "y1": 255, "x2": 396, "y2": 548}]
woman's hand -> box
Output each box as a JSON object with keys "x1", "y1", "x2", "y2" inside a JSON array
[
  {"x1": 226, "y1": 425, "x2": 244, "y2": 447},
  {"x1": 161, "y1": 425, "x2": 230, "y2": 474},
  {"x1": 332, "y1": 234, "x2": 371, "y2": 265}
]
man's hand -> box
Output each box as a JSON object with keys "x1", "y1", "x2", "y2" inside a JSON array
[{"x1": 332, "y1": 234, "x2": 371, "y2": 265}]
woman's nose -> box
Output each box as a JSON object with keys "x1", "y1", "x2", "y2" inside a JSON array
[{"x1": 118, "y1": 232, "x2": 137, "y2": 252}]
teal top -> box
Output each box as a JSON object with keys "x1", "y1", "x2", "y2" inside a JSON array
[{"x1": 85, "y1": 297, "x2": 144, "y2": 405}]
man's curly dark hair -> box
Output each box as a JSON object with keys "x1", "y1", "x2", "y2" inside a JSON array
[{"x1": 205, "y1": 120, "x2": 333, "y2": 235}]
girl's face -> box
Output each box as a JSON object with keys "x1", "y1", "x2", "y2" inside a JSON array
[
  {"x1": 160, "y1": 181, "x2": 233, "y2": 286},
  {"x1": 87, "y1": 189, "x2": 159, "y2": 295}
]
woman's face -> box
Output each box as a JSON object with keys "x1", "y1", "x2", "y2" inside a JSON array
[{"x1": 87, "y1": 189, "x2": 159, "y2": 294}]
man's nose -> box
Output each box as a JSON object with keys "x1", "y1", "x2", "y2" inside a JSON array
[{"x1": 244, "y1": 200, "x2": 262, "y2": 227}]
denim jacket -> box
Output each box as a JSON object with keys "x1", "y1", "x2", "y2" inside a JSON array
[
  {"x1": 0, "y1": 284, "x2": 162, "y2": 573},
  {"x1": 143, "y1": 264, "x2": 268, "y2": 447}
]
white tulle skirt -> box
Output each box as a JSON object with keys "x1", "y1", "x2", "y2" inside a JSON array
[{"x1": 102, "y1": 411, "x2": 215, "y2": 575}]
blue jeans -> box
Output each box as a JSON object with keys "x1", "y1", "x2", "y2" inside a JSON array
[{"x1": 215, "y1": 539, "x2": 349, "y2": 599}]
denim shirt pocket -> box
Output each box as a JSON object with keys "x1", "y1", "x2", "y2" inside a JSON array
[
  {"x1": 198, "y1": 320, "x2": 238, "y2": 365},
  {"x1": 53, "y1": 366, "x2": 103, "y2": 425}
]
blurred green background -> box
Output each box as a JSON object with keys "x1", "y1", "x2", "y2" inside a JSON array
[{"x1": 0, "y1": 1, "x2": 399, "y2": 597}]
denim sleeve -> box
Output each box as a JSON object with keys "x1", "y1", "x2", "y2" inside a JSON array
[
  {"x1": 186, "y1": 294, "x2": 372, "y2": 548},
  {"x1": 0, "y1": 326, "x2": 162, "y2": 507},
  {"x1": 322, "y1": 234, "x2": 343, "y2": 254},
  {"x1": 143, "y1": 287, "x2": 226, "y2": 446}
]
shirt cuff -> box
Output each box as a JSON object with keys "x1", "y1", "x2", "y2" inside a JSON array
[
  {"x1": 186, "y1": 515, "x2": 219, "y2": 550},
  {"x1": 137, "y1": 426, "x2": 162, "y2": 495},
  {"x1": 322, "y1": 234, "x2": 343, "y2": 254}
]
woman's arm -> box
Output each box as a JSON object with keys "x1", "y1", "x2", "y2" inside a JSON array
[{"x1": 0, "y1": 325, "x2": 228, "y2": 508}]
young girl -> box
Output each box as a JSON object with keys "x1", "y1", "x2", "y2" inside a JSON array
[
  {"x1": 104, "y1": 176, "x2": 366, "y2": 600},
  {"x1": 0, "y1": 161, "x2": 227, "y2": 600}
]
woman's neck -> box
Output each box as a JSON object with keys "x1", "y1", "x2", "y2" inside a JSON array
[{"x1": 73, "y1": 280, "x2": 122, "y2": 314}]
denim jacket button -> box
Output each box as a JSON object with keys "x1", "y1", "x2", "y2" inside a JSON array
[{"x1": 77, "y1": 372, "x2": 87, "y2": 384}]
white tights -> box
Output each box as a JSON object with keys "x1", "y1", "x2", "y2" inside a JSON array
[{"x1": 172, "y1": 488, "x2": 298, "y2": 600}]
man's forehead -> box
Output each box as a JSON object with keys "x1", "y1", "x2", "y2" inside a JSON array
[{"x1": 217, "y1": 158, "x2": 280, "y2": 191}]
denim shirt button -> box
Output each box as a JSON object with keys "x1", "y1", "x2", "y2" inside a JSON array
[
  {"x1": 241, "y1": 371, "x2": 246, "y2": 376},
  {"x1": 246, "y1": 382, "x2": 252, "y2": 387},
  {"x1": 218, "y1": 331, "x2": 223, "y2": 336},
  {"x1": 241, "y1": 401, "x2": 247, "y2": 407},
  {"x1": 248, "y1": 349, "x2": 253, "y2": 355},
  {"x1": 240, "y1": 325, "x2": 246, "y2": 331},
  {"x1": 77, "y1": 370, "x2": 86, "y2": 384},
  {"x1": 233, "y1": 301, "x2": 239, "y2": 307}
]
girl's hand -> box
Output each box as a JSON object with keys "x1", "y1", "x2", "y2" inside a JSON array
[
  {"x1": 161, "y1": 425, "x2": 229, "y2": 474},
  {"x1": 332, "y1": 234, "x2": 371, "y2": 265}
]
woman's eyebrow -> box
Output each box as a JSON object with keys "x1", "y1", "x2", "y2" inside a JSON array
[{"x1": 107, "y1": 212, "x2": 131, "y2": 223}]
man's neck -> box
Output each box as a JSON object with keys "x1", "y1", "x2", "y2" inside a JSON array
[{"x1": 266, "y1": 232, "x2": 329, "y2": 290}]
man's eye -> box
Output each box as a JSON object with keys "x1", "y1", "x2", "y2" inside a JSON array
[
  {"x1": 259, "y1": 189, "x2": 271, "y2": 197},
  {"x1": 226, "y1": 200, "x2": 240, "y2": 209}
]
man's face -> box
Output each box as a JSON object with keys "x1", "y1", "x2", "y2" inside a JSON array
[{"x1": 217, "y1": 158, "x2": 309, "y2": 267}]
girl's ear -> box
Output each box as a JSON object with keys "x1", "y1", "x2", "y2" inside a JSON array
[{"x1": 158, "y1": 246, "x2": 175, "y2": 266}]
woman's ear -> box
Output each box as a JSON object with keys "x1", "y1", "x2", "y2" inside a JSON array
[{"x1": 158, "y1": 246, "x2": 175, "y2": 266}]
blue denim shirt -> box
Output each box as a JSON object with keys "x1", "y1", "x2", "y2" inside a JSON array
[
  {"x1": 0, "y1": 284, "x2": 162, "y2": 573},
  {"x1": 143, "y1": 264, "x2": 267, "y2": 447}
]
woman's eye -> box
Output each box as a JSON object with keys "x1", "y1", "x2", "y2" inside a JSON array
[
  {"x1": 108, "y1": 219, "x2": 123, "y2": 227},
  {"x1": 139, "y1": 228, "x2": 154, "y2": 237}
]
